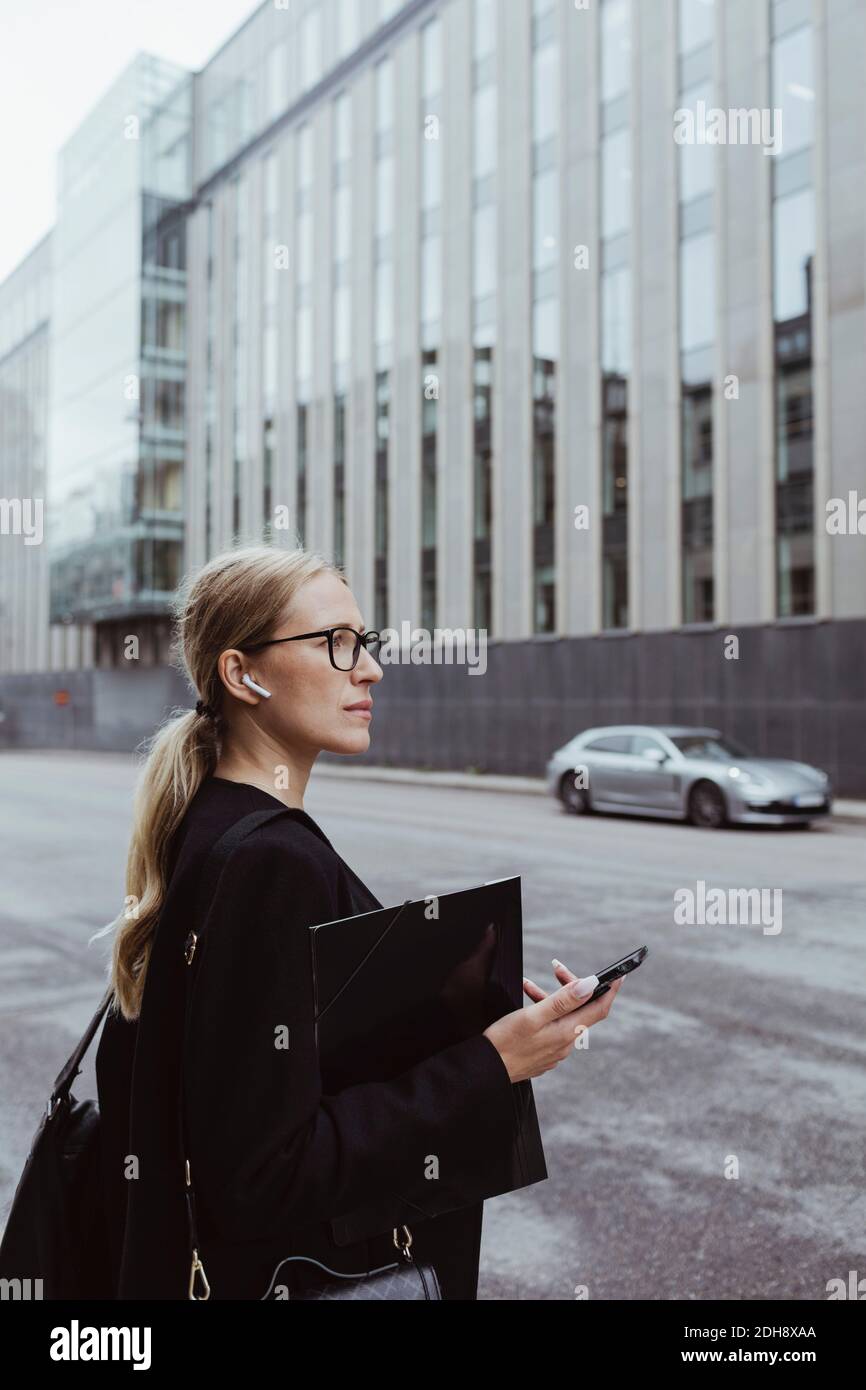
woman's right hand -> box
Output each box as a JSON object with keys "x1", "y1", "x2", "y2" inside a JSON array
[{"x1": 482, "y1": 975, "x2": 624, "y2": 1083}]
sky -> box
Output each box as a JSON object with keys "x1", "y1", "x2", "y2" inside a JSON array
[{"x1": 0, "y1": 0, "x2": 260, "y2": 285}]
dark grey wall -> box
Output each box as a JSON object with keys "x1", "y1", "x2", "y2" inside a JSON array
[
  {"x1": 1, "y1": 620, "x2": 864, "y2": 794},
  {"x1": 0, "y1": 666, "x2": 190, "y2": 754},
  {"x1": 337, "y1": 619, "x2": 866, "y2": 796}
]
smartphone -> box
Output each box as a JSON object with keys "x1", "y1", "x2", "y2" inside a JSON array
[{"x1": 584, "y1": 945, "x2": 648, "y2": 1002}]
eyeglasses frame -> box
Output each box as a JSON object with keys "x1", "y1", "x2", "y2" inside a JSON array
[{"x1": 237, "y1": 626, "x2": 382, "y2": 672}]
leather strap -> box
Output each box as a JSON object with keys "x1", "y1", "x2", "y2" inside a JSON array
[
  {"x1": 49, "y1": 985, "x2": 114, "y2": 1109},
  {"x1": 48, "y1": 808, "x2": 291, "y2": 1106},
  {"x1": 179, "y1": 807, "x2": 291, "y2": 1298}
]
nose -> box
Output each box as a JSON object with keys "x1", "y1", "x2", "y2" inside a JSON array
[{"x1": 354, "y1": 644, "x2": 383, "y2": 683}]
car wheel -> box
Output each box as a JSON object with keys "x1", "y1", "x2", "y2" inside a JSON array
[
  {"x1": 688, "y1": 780, "x2": 727, "y2": 829},
  {"x1": 559, "y1": 772, "x2": 592, "y2": 815}
]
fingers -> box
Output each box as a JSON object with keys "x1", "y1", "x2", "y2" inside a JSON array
[
  {"x1": 551, "y1": 958, "x2": 579, "y2": 986},
  {"x1": 573, "y1": 975, "x2": 623, "y2": 1019},
  {"x1": 524, "y1": 959, "x2": 582, "y2": 1003},
  {"x1": 530, "y1": 975, "x2": 600, "y2": 1024},
  {"x1": 552, "y1": 975, "x2": 624, "y2": 1046}
]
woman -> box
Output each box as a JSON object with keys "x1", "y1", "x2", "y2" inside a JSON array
[{"x1": 95, "y1": 544, "x2": 623, "y2": 1300}]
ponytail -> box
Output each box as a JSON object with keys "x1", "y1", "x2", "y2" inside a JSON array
[
  {"x1": 92, "y1": 543, "x2": 343, "y2": 1021},
  {"x1": 101, "y1": 709, "x2": 219, "y2": 1021}
]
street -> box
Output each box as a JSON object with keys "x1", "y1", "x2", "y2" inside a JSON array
[{"x1": 1, "y1": 750, "x2": 864, "y2": 1300}]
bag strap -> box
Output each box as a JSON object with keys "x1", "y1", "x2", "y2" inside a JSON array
[
  {"x1": 49, "y1": 985, "x2": 115, "y2": 1110},
  {"x1": 179, "y1": 806, "x2": 292, "y2": 1299},
  {"x1": 49, "y1": 807, "x2": 288, "y2": 1112}
]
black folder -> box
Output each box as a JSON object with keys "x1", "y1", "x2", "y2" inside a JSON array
[{"x1": 309, "y1": 875, "x2": 548, "y2": 1245}]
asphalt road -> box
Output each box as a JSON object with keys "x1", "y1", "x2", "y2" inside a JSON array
[{"x1": 1, "y1": 750, "x2": 863, "y2": 1300}]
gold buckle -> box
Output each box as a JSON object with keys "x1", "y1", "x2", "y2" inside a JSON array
[
  {"x1": 393, "y1": 1225, "x2": 413, "y2": 1261},
  {"x1": 189, "y1": 1249, "x2": 211, "y2": 1300}
]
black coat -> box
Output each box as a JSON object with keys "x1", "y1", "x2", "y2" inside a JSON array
[{"x1": 95, "y1": 776, "x2": 519, "y2": 1300}]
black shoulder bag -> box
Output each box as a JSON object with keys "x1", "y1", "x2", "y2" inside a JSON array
[{"x1": 0, "y1": 984, "x2": 114, "y2": 1299}]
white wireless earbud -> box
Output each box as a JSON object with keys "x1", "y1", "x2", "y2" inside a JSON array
[{"x1": 242, "y1": 674, "x2": 272, "y2": 699}]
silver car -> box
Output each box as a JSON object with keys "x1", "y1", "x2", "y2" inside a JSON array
[{"x1": 546, "y1": 725, "x2": 833, "y2": 828}]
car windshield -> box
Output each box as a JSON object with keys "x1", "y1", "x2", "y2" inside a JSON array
[{"x1": 670, "y1": 734, "x2": 752, "y2": 762}]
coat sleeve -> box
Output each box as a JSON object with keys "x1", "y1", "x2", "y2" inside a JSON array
[{"x1": 183, "y1": 830, "x2": 518, "y2": 1243}]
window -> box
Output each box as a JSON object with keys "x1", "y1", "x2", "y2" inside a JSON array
[
  {"x1": 680, "y1": 233, "x2": 716, "y2": 352},
  {"x1": 678, "y1": 0, "x2": 715, "y2": 56},
  {"x1": 600, "y1": 0, "x2": 631, "y2": 103},
  {"x1": 533, "y1": 168, "x2": 559, "y2": 271},
  {"x1": 601, "y1": 266, "x2": 631, "y2": 374},
  {"x1": 670, "y1": 734, "x2": 750, "y2": 760},
  {"x1": 421, "y1": 18, "x2": 443, "y2": 100},
  {"x1": 630, "y1": 735, "x2": 668, "y2": 758},
  {"x1": 601, "y1": 129, "x2": 632, "y2": 240},
  {"x1": 532, "y1": 43, "x2": 558, "y2": 145},
  {"x1": 337, "y1": 0, "x2": 360, "y2": 58},
  {"x1": 473, "y1": 84, "x2": 497, "y2": 181},
  {"x1": 772, "y1": 26, "x2": 815, "y2": 158},
  {"x1": 585, "y1": 735, "x2": 632, "y2": 754},
  {"x1": 300, "y1": 8, "x2": 323, "y2": 91},
  {"x1": 773, "y1": 186, "x2": 814, "y2": 322},
  {"x1": 678, "y1": 80, "x2": 715, "y2": 203}
]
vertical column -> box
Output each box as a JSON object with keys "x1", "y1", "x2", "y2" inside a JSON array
[
  {"x1": 348, "y1": 69, "x2": 377, "y2": 618},
  {"x1": 719, "y1": 0, "x2": 775, "y2": 622},
  {"x1": 392, "y1": 32, "x2": 422, "y2": 625},
  {"x1": 440, "y1": 0, "x2": 474, "y2": 627},
  {"x1": 821, "y1": 0, "x2": 866, "y2": 618},
  {"x1": 310, "y1": 108, "x2": 334, "y2": 556},
  {"x1": 495, "y1": 0, "x2": 533, "y2": 638},
  {"x1": 561, "y1": 0, "x2": 602, "y2": 635},
  {"x1": 184, "y1": 204, "x2": 208, "y2": 570}
]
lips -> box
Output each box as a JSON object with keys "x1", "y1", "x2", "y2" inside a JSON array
[{"x1": 345, "y1": 701, "x2": 372, "y2": 713}]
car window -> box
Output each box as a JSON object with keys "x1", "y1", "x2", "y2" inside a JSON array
[
  {"x1": 584, "y1": 735, "x2": 632, "y2": 754},
  {"x1": 670, "y1": 735, "x2": 750, "y2": 761},
  {"x1": 631, "y1": 735, "x2": 667, "y2": 756}
]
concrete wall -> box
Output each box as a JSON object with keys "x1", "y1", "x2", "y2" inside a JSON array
[
  {"x1": 0, "y1": 666, "x2": 190, "y2": 753},
  {"x1": 1, "y1": 620, "x2": 863, "y2": 795}
]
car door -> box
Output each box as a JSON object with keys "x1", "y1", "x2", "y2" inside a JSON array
[
  {"x1": 626, "y1": 734, "x2": 681, "y2": 810},
  {"x1": 580, "y1": 735, "x2": 634, "y2": 805}
]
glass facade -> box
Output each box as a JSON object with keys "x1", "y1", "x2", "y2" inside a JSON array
[
  {"x1": 0, "y1": 237, "x2": 51, "y2": 672},
  {"x1": 771, "y1": 0, "x2": 815, "y2": 617},
  {"x1": 472, "y1": 0, "x2": 497, "y2": 634},
  {"x1": 262, "y1": 147, "x2": 280, "y2": 539},
  {"x1": 678, "y1": 1, "x2": 716, "y2": 625},
  {"x1": 295, "y1": 123, "x2": 314, "y2": 547},
  {"x1": 332, "y1": 91, "x2": 352, "y2": 571},
  {"x1": 420, "y1": 17, "x2": 442, "y2": 632},
  {"x1": 49, "y1": 54, "x2": 187, "y2": 636},
  {"x1": 599, "y1": 0, "x2": 630, "y2": 630},
  {"x1": 232, "y1": 169, "x2": 248, "y2": 539},
  {"x1": 4, "y1": 0, "x2": 851, "y2": 684},
  {"x1": 531, "y1": 0, "x2": 558, "y2": 635},
  {"x1": 374, "y1": 58, "x2": 395, "y2": 631}
]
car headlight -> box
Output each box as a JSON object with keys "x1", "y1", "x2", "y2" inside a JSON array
[{"x1": 728, "y1": 767, "x2": 770, "y2": 788}]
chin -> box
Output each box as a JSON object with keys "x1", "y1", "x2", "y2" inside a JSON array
[{"x1": 322, "y1": 728, "x2": 372, "y2": 756}]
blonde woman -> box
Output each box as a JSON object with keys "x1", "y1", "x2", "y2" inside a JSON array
[{"x1": 95, "y1": 545, "x2": 622, "y2": 1300}]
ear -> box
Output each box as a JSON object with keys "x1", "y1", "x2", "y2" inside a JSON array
[{"x1": 218, "y1": 649, "x2": 263, "y2": 709}]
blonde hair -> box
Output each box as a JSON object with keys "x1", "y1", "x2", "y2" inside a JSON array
[{"x1": 100, "y1": 544, "x2": 346, "y2": 1021}]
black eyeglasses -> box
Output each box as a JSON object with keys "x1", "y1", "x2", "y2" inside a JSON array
[{"x1": 238, "y1": 626, "x2": 382, "y2": 672}]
